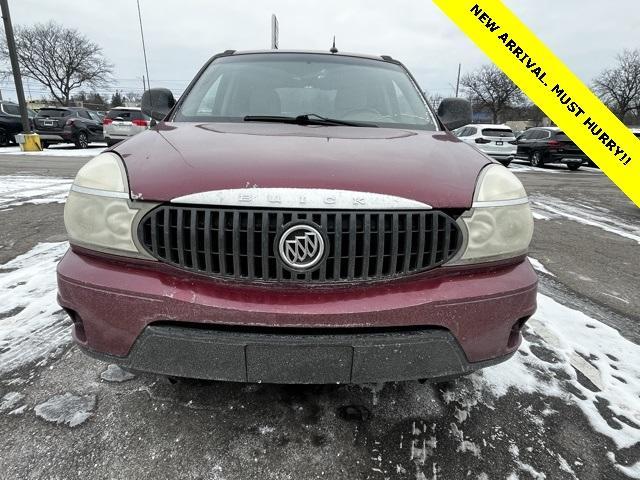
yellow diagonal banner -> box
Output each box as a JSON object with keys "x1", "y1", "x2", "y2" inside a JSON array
[{"x1": 433, "y1": 0, "x2": 640, "y2": 207}]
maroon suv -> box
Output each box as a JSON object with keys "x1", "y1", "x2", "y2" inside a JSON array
[{"x1": 57, "y1": 50, "x2": 537, "y2": 383}]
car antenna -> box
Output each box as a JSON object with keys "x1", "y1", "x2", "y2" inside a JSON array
[
  {"x1": 137, "y1": 0, "x2": 156, "y2": 125},
  {"x1": 330, "y1": 36, "x2": 338, "y2": 54}
]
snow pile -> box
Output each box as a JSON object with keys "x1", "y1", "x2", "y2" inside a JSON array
[
  {"x1": 478, "y1": 293, "x2": 640, "y2": 474},
  {"x1": 34, "y1": 393, "x2": 96, "y2": 427},
  {"x1": 0, "y1": 242, "x2": 71, "y2": 374},
  {"x1": 0, "y1": 175, "x2": 71, "y2": 209},
  {"x1": 100, "y1": 364, "x2": 135, "y2": 383}
]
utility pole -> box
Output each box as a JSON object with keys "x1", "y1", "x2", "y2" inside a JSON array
[
  {"x1": 455, "y1": 63, "x2": 462, "y2": 98},
  {"x1": 0, "y1": 0, "x2": 30, "y2": 133}
]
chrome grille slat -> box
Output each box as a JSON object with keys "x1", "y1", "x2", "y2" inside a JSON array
[
  {"x1": 139, "y1": 206, "x2": 463, "y2": 284},
  {"x1": 203, "y1": 210, "x2": 212, "y2": 272}
]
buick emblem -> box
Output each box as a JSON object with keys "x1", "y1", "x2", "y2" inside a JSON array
[{"x1": 278, "y1": 224, "x2": 325, "y2": 270}]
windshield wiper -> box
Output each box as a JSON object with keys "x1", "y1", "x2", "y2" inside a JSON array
[{"x1": 243, "y1": 113, "x2": 376, "y2": 128}]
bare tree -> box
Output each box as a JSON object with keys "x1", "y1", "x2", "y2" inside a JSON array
[
  {"x1": 1, "y1": 22, "x2": 112, "y2": 106},
  {"x1": 461, "y1": 64, "x2": 524, "y2": 123},
  {"x1": 424, "y1": 92, "x2": 444, "y2": 111},
  {"x1": 125, "y1": 91, "x2": 142, "y2": 105},
  {"x1": 593, "y1": 49, "x2": 640, "y2": 123}
]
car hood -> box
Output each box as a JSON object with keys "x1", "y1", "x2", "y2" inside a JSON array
[{"x1": 116, "y1": 122, "x2": 491, "y2": 208}]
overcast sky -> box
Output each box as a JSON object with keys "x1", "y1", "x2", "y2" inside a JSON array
[{"x1": 2, "y1": 0, "x2": 639, "y2": 102}]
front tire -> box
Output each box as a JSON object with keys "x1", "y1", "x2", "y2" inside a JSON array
[
  {"x1": 530, "y1": 151, "x2": 544, "y2": 168},
  {"x1": 75, "y1": 131, "x2": 89, "y2": 149},
  {"x1": 567, "y1": 163, "x2": 581, "y2": 171}
]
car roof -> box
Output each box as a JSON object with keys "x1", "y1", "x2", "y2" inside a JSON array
[
  {"x1": 110, "y1": 106, "x2": 142, "y2": 111},
  {"x1": 37, "y1": 107, "x2": 100, "y2": 113},
  {"x1": 630, "y1": 127, "x2": 640, "y2": 133},
  {"x1": 217, "y1": 49, "x2": 394, "y2": 63},
  {"x1": 465, "y1": 124, "x2": 513, "y2": 129}
]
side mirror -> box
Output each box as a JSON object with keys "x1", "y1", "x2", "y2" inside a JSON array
[
  {"x1": 141, "y1": 88, "x2": 176, "y2": 121},
  {"x1": 437, "y1": 98, "x2": 473, "y2": 130}
]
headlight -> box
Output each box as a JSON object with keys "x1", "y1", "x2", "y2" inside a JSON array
[
  {"x1": 450, "y1": 164, "x2": 533, "y2": 264},
  {"x1": 64, "y1": 152, "x2": 156, "y2": 257}
]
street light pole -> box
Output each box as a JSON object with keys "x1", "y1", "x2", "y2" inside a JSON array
[{"x1": 0, "y1": 0, "x2": 31, "y2": 133}]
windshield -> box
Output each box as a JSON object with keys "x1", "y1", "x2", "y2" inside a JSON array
[
  {"x1": 106, "y1": 109, "x2": 149, "y2": 121},
  {"x1": 175, "y1": 53, "x2": 437, "y2": 130},
  {"x1": 482, "y1": 128, "x2": 513, "y2": 137},
  {"x1": 37, "y1": 109, "x2": 72, "y2": 118},
  {"x1": 555, "y1": 132, "x2": 573, "y2": 141}
]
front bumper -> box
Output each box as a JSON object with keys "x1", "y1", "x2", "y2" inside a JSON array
[
  {"x1": 78, "y1": 325, "x2": 516, "y2": 384},
  {"x1": 57, "y1": 249, "x2": 538, "y2": 383},
  {"x1": 104, "y1": 133, "x2": 133, "y2": 141}
]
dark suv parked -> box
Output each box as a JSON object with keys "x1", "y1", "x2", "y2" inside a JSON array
[
  {"x1": 35, "y1": 107, "x2": 104, "y2": 148},
  {"x1": 514, "y1": 127, "x2": 587, "y2": 170},
  {"x1": 0, "y1": 101, "x2": 36, "y2": 146}
]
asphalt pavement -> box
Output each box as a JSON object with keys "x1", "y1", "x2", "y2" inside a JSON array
[{"x1": 0, "y1": 150, "x2": 638, "y2": 480}]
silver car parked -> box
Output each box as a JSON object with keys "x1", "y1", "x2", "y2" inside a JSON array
[{"x1": 103, "y1": 107, "x2": 151, "y2": 146}]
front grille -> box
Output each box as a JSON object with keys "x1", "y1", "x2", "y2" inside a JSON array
[{"x1": 138, "y1": 206, "x2": 463, "y2": 283}]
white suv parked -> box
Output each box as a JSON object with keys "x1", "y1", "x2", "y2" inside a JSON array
[{"x1": 453, "y1": 124, "x2": 517, "y2": 166}]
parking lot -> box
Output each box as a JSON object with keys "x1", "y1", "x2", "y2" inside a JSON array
[{"x1": 0, "y1": 147, "x2": 637, "y2": 480}]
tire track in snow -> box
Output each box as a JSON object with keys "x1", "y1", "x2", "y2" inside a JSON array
[{"x1": 530, "y1": 194, "x2": 640, "y2": 244}]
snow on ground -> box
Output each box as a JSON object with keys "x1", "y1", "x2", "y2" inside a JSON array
[
  {"x1": 473, "y1": 293, "x2": 640, "y2": 475},
  {"x1": 34, "y1": 392, "x2": 96, "y2": 427},
  {"x1": 100, "y1": 364, "x2": 136, "y2": 383},
  {"x1": 0, "y1": 175, "x2": 72, "y2": 209},
  {"x1": 0, "y1": 145, "x2": 105, "y2": 157},
  {"x1": 528, "y1": 257, "x2": 555, "y2": 277},
  {"x1": 510, "y1": 163, "x2": 563, "y2": 174},
  {"x1": 0, "y1": 391, "x2": 25, "y2": 413},
  {"x1": 0, "y1": 242, "x2": 71, "y2": 375},
  {"x1": 530, "y1": 194, "x2": 640, "y2": 244},
  {"x1": 510, "y1": 162, "x2": 603, "y2": 174}
]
